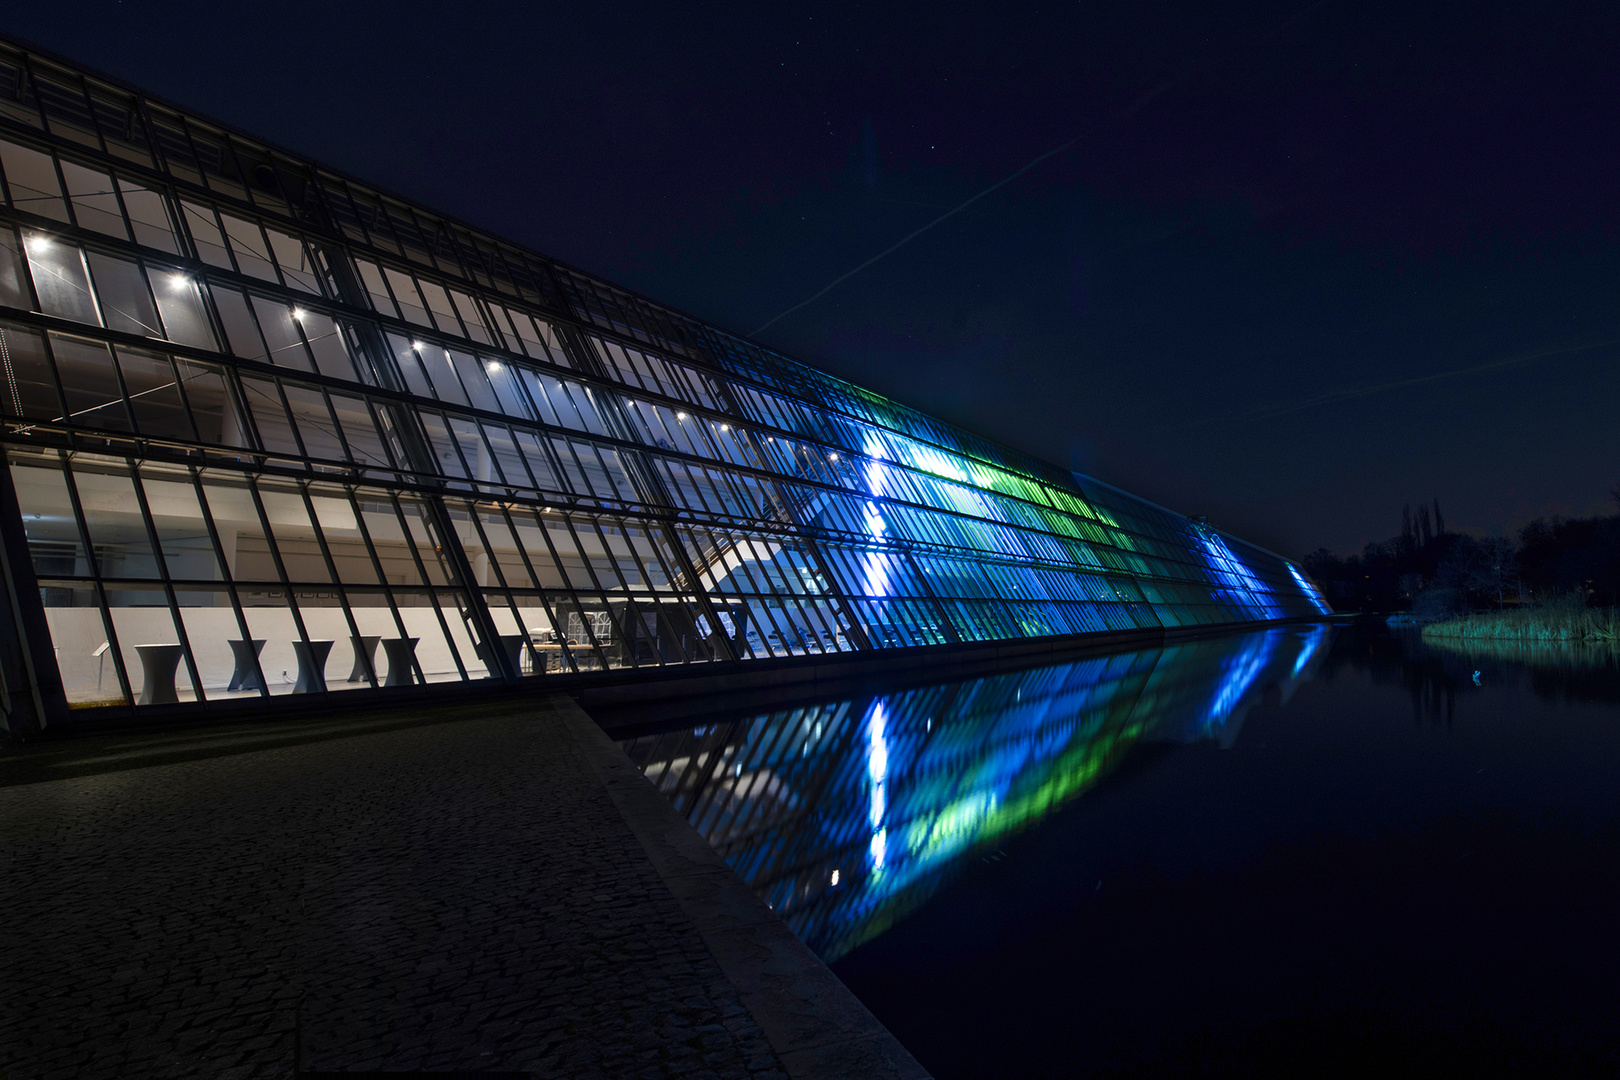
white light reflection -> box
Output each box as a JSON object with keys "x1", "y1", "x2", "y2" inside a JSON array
[{"x1": 868, "y1": 701, "x2": 889, "y2": 871}]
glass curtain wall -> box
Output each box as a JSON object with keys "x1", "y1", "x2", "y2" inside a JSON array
[{"x1": 0, "y1": 38, "x2": 1328, "y2": 716}]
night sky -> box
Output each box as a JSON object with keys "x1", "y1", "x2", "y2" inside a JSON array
[{"x1": 11, "y1": 2, "x2": 1618, "y2": 558}]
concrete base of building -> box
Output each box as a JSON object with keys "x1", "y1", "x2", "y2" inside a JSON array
[{"x1": 17, "y1": 616, "x2": 1321, "y2": 744}]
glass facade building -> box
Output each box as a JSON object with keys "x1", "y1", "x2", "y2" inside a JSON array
[{"x1": 0, "y1": 37, "x2": 1327, "y2": 734}]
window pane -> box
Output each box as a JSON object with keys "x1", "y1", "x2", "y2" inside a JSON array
[
  {"x1": 239, "y1": 376, "x2": 300, "y2": 456},
  {"x1": 10, "y1": 451, "x2": 92, "y2": 573},
  {"x1": 257, "y1": 484, "x2": 332, "y2": 584},
  {"x1": 174, "y1": 359, "x2": 241, "y2": 446},
  {"x1": 384, "y1": 268, "x2": 430, "y2": 326},
  {"x1": 24, "y1": 233, "x2": 98, "y2": 323},
  {"x1": 139, "y1": 468, "x2": 222, "y2": 581},
  {"x1": 295, "y1": 309, "x2": 355, "y2": 381},
  {"x1": 0, "y1": 225, "x2": 26, "y2": 309},
  {"x1": 450, "y1": 349, "x2": 498, "y2": 411},
  {"x1": 265, "y1": 226, "x2": 319, "y2": 294},
  {"x1": 70, "y1": 459, "x2": 162, "y2": 579},
  {"x1": 115, "y1": 345, "x2": 193, "y2": 441},
  {"x1": 483, "y1": 358, "x2": 531, "y2": 419},
  {"x1": 385, "y1": 333, "x2": 433, "y2": 398},
  {"x1": 59, "y1": 159, "x2": 127, "y2": 240},
  {"x1": 149, "y1": 270, "x2": 217, "y2": 349},
  {"x1": 417, "y1": 344, "x2": 469, "y2": 406},
  {"x1": 416, "y1": 279, "x2": 462, "y2": 336},
  {"x1": 220, "y1": 212, "x2": 276, "y2": 281},
  {"x1": 0, "y1": 321, "x2": 60, "y2": 421},
  {"x1": 0, "y1": 139, "x2": 69, "y2": 221},
  {"x1": 180, "y1": 200, "x2": 231, "y2": 269},
  {"x1": 354, "y1": 258, "x2": 396, "y2": 316},
  {"x1": 250, "y1": 296, "x2": 312, "y2": 371},
  {"x1": 329, "y1": 394, "x2": 391, "y2": 468},
  {"x1": 212, "y1": 286, "x2": 267, "y2": 361},
  {"x1": 86, "y1": 252, "x2": 162, "y2": 337},
  {"x1": 49, "y1": 332, "x2": 127, "y2": 431},
  {"x1": 117, "y1": 179, "x2": 178, "y2": 254},
  {"x1": 282, "y1": 384, "x2": 344, "y2": 462},
  {"x1": 448, "y1": 289, "x2": 492, "y2": 344}
]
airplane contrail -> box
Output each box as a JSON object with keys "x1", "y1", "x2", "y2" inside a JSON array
[
  {"x1": 749, "y1": 1, "x2": 1334, "y2": 338},
  {"x1": 1185, "y1": 336, "x2": 1617, "y2": 428}
]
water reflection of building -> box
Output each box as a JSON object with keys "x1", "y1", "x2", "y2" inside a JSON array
[
  {"x1": 622, "y1": 624, "x2": 1332, "y2": 960},
  {"x1": 0, "y1": 36, "x2": 1328, "y2": 735}
]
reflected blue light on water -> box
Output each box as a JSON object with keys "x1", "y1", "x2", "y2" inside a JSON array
[{"x1": 622, "y1": 625, "x2": 1331, "y2": 960}]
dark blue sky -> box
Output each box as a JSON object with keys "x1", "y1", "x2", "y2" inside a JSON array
[{"x1": 12, "y1": 1, "x2": 1618, "y2": 556}]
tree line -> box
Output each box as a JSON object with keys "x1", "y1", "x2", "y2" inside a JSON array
[{"x1": 1303, "y1": 488, "x2": 1620, "y2": 617}]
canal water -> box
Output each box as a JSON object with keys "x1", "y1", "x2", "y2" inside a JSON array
[{"x1": 618, "y1": 622, "x2": 1620, "y2": 1076}]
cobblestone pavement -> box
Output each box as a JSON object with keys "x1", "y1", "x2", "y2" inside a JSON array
[{"x1": 0, "y1": 696, "x2": 792, "y2": 1079}]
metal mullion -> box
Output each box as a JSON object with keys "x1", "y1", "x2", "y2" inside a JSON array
[
  {"x1": 431, "y1": 340, "x2": 480, "y2": 402},
  {"x1": 385, "y1": 492, "x2": 470, "y2": 682},
  {"x1": 583, "y1": 441, "x2": 633, "y2": 504},
  {"x1": 218, "y1": 365, "x2": 273, "y2": 463},
  {"x1": 554, "y1": 436, "x2": 596, "y2": 499},
  {"x1": 343, "y1": 487, "x2": 414, "y2": 646},
  {"x1": 162, "y1": 351, "x2": 214, "y2": 445},
  {"x1": 244, "y1": 476, "x2": 314, "y2": 649},
  {"x1": 468, "y1": 419, "x2": 515, "y2": 491},
  {"x1": 462, "y1": 504, "x2": 535, "y2": 672},
  {"x1": 503, "y1": 504, "x2": 589, "y2": 672},
  {"x1": 582, "y1": 515, "x2": 650, "y2": 668},
  {"x1": 418, "y1": 405, "x2": 474, "y2": 481},
  {"x1": 297, "y1": 482, "x2": 375, "y2": 688},
  {"x1": 618, "y1": 519, "x2": 694, "y2": 664},
  {"x1": 127, "y1": 458, "x2": 208, "y2": 703},
  {"x1": 675, "y1": 460, "x2": 726, "y2": 516},
  {"x1": 654, "y1": 524, "x2": 738, "y2": 667},
  {"x1": 708, "y1": 463, "x2": 759, "y2": 520},
  {"x1": 53, "y1": 449, "x2": 135, "y2": 704},
  {"x1": 22, "y1": 320, "x2": 76, "y2": 429},
  {"x1": 263, "y1": 375, "x2": 316, "y2": 462},
  {"x1": 487, "y1": 420, "x2": 541, "y2": 493},
  {"x1": 555, "y1": 379, "x2": 607, "y2": 438},
  {"x1": 904, "y1": 549, "x2": 963, "y2": 645},
  {"x1": 187, "y1": 464, "x2": 269, "y2": 696},
  {"x1": 558, "y1": 512, "x2": 613, "y2": 595},
  {"x1": 308, "y1": 384, "x2": 363, "y2": 468},
  {"x1": 543, "y1": 512, "x2": 613, "y2": 670},
  {"x1": 660, "y1": 459, "x2": 712, "y2": 515},
  {"x1": 735, "y1": 546, "x2": 795, "y2": 659}
]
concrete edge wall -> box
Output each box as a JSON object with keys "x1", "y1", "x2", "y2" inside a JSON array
[{"x1": 554, "y1": 693, "x2": 933, "y2": 1080}]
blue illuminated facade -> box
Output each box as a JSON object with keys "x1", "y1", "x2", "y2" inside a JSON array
[{"x1": 0, "y1": 36, "x2": 1327, "y2": 733}]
